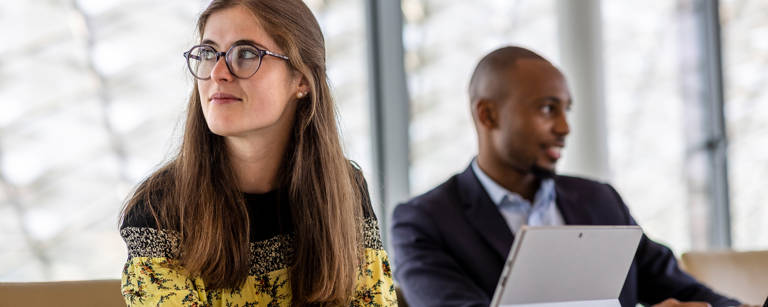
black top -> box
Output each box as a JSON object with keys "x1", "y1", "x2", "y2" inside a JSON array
[
  {"x1": 120, "y1": 190, "x2": 295, "y2": 242},
  {"x1": 244, "y1": 189, "x2": 293, "y2": 242}
]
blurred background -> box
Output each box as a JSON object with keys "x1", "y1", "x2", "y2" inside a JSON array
[{"x1": 1, "y1": 0, "x2": 766, "y2": 282}]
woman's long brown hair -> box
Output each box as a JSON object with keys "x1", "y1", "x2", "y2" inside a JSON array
[{"x1": 120, "y1": 0, "x2": 364, "y2": 305}]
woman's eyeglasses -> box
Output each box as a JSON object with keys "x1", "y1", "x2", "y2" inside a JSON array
[{"x1": 183, "y1": 44, "x2": 289, "y2": 80}]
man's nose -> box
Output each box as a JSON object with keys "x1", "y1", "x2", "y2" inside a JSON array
[{"x1": 554, "y1": 113, "x2": 570, "y2": 136}]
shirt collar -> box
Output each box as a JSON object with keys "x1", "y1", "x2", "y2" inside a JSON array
[{"x1": 471, "y1": 158, "x2": 556, "y2": 207}]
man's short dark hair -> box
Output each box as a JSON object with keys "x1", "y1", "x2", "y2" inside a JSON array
[{"x1": 468, "y1": 46, "x2": 548, "y2": 105}]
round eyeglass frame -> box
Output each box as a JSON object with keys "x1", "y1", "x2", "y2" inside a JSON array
[{"x1": 183, "y1": 43, "x2": 290, "y2": 80}]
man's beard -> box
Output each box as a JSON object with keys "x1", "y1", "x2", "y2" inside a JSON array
[{"x1": 530, "y1": 164, "x2": 556, "y2": 179}]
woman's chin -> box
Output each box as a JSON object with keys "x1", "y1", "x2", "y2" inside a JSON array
[
  {"x1": 207, "y1": 125, "x2": 241, "y2": 137},
  {"x1": 207, "y1": 124, "x2": 269, "y2": 138}
]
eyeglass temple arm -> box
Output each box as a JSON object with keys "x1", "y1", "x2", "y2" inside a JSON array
[
  {"x1": 264, "y1": 50, "x2": 289, "y2": 60},
  {"x1": 183, "y1": 52, "x2": 201, "y2": 60}
]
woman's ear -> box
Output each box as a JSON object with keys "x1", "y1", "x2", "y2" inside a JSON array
[{"x1": 295, "y1": 75, "x2": 310, "y2": 99}]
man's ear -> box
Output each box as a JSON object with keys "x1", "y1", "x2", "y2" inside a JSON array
[{"x1": 475, "y1": 99, "x2": 498, "y2": 129}]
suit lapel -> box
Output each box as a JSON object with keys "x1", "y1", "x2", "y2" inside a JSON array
[
  {"x1": 457, "y1": 166, "x2": 515, "y2": 259},
  {"x1": 554, "y1": 177, "x2": 593, "y2": 225}
]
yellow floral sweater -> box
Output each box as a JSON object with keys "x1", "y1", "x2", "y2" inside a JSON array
[{"x1": 120, "y1": 189, "x2": 397, "y2": 306}]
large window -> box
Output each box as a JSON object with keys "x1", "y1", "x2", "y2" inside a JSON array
[
  {"x1": 306, "y1": 0, "x2": 373, "y2": 184},
  {"x1": 721, "y1": 0, "x2": 768, "y2": 250},
  {"x1": 603, "y1": 0, "x2": 768, "y2": 254},
  {"x1": 602, "y1": 1, "x2": 692, "y2": 255},
  {"x1": 0, "y1": 0, "x2": 206, "y2": 282}
]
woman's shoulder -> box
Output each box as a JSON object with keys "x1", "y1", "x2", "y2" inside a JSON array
[
  {"x1": 120, "y1": 198, "x2": 181, "y2": 260},
  {"x1": 120, "y1": 167, "x2": 176, "y2": 230},
  {"x1": 349, "y1": 160, "x2": 376, "y2": 220},
  {"x1": 120, "y1": 185, "x2": 166, "y2": 230},
  {"x1": 120, "y1": 173, "x2": 181, "y2": 260},
  {"x1": 121, "y1": 199, "x2": 158, "y2": 232},
  {"x1": 347, "y1": 161, "x2": 385, "y2": 251}
]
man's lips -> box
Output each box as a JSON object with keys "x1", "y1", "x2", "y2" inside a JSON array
[
  {"x1": 544, "y1": 145, "x2": 564, "y2": 160},
  {"x1": 210, "y1": 92, "x2": 242, "y2": 104}
]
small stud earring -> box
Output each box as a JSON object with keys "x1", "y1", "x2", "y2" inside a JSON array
[{"x1": 297, "y1": 92, "x2": 306, "y2": 99}]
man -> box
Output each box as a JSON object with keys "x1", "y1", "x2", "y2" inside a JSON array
[{"x1": 391, "y1": 46, "x2": 742, "y2": 307}]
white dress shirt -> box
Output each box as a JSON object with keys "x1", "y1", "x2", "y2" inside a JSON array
[{"x1": 471, "y1": 158, "x2": 565, "y2": 234}]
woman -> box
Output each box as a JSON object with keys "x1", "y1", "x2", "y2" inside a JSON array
[{"x1": 118, "y1": 0, "x2": 396, "y2": 306}]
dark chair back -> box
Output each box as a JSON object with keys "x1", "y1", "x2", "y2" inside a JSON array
[{"x1": 396, "y1": 285, "x2": 408, "y2": 307}]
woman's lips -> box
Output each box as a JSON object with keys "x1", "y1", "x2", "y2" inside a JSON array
[{"x1": 210, "y1": 92, "x2": 242, "y2": 104}]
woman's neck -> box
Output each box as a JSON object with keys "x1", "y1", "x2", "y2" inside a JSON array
[{"x1": 225, "y1": 131, "x2": 290, "y2": 194}]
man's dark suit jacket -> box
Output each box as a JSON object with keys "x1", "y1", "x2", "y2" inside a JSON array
[{"x1": 392, "y1": 165, "x2": 740, "y2": 307}]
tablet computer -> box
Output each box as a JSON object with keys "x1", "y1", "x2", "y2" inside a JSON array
[{"x1": 490, "y1": 225, "x2": 643, "y2": 307}]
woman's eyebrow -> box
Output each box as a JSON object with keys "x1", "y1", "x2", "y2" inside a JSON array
[
  {"x1": 232, "y1": 39, "x2": 268, "y2": 49},
  {"x1": 201, "y1": 39, "x2": 218, "y2": 47},
  {"x1": 200, "y1": 38, "x2": 268, "y2": 50}
]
